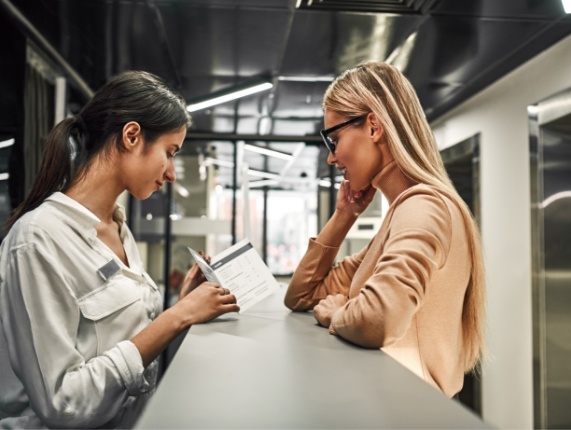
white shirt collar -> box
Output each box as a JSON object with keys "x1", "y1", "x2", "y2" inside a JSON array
[{"x1": 45, "y1": 192, "x2": 127, "y2": 228}]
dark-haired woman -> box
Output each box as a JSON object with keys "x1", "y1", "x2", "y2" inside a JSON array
[{"x1": 0, "y1": 71, "x2": 239, "y2": 429}]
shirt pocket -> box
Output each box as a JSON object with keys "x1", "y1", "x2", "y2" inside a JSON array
[{"x1": 78, "y1": 279, "x2": 145, "y2": 355}]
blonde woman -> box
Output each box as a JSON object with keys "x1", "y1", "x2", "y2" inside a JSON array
[{"x1": 284, "y1": 61, "x2": 486, "y2": 398}]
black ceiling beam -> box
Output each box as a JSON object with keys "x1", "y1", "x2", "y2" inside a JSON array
[
  {"x1": 146, "y1": 0, "x2": 183, "y2": 90},
  {"x1": 0, "y1": 0, "x2": 94, "y2": 100}
]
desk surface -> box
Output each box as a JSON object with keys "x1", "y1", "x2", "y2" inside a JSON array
[{"x1": 136, "y1": 287, "x2": 492, "y2": 429}]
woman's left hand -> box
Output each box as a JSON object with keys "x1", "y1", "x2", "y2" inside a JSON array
[
  {"x1": 179, "y1": 251, "x2": 210, "y2": 299},
  {"x1": 336, "y1": 180, "x2": 376, "y2": 217},
  {"x1": 314, "y1": 294, "x2": 349, "y2": 327}
]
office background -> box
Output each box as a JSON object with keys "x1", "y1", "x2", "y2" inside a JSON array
[{"x1": 1, "y1": 1, "x2": 571, "y2": 428}]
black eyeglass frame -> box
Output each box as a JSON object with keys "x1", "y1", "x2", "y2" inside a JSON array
[{"x1": 319, "y1": 115, "x2": 367, "y2": 154}]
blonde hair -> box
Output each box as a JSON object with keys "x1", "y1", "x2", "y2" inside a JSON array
[{"x1": 323, "y1": 61, "x2": 486, "y2": 371}]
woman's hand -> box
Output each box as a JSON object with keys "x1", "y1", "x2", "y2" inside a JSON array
[
  {"x1": 175, "y1": 282, "x2": 240, "y2": 326},
  {"x1": 313, "y1": 294, "x2": 349, "y2": 328},
  {"x1": 132, "y1": 282, "x2": 239, "y2": 367},
  {"x1": 336, "y1": 180, "x2": 376, "y2": 217},
  {"x1": 179, "y1": 251, "x2": 210, "y2": 299}
]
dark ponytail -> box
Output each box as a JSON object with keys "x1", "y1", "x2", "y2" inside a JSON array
[
  {"x1": 5, "y1": 118, "x2": 76, "y2": 229},
  {"x1": 5, "y1": 70, "x2": 191, "y2": 230}
]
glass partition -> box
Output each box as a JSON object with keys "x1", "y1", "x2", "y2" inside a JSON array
[{"x1": 128, "y1": 138, "x2": 323, "y2": 308}]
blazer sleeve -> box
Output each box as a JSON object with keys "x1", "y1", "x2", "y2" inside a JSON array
[
  {"x1": 284, "y1": 237, "x2": 370, "y2": 311},
  {"x1": 330, "y1": 189, "x2": 453, "y2": 348}
]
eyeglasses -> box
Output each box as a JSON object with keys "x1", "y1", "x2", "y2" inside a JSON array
[{"x1": 319, "y1": 115, "x2": 367, "y2": 154}]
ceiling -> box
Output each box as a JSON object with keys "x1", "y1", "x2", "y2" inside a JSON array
[{"x1": 2, "y1": 0, "x2": 571, "y2": 190}]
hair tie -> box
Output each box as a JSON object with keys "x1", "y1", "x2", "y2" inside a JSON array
[
  {"x1": 69, "y1": 135, "x2": 79, "y2": 165},
  {"x1": 70, "y1": 115, "x2": 86, "y2": 166}
]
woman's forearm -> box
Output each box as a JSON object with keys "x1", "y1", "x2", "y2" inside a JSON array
[
  {"x1": 316, "y1": 210, "x2": 359, "y2": 247},
  {"x1": 131, "y1": 283, "x2": 239, "y2": 367},
  {"x1": 130, "y1": 306, "x2": 188, "y2": 367}
]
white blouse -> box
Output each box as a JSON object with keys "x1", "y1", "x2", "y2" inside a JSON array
[{"x1": 0, "y1": 192, "x2": 163, "y2": 429}]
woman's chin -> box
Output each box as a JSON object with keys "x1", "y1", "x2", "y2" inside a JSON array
[
  {"x1": 134, "y1": 190, "x2": 154, "y2": 200},
  {"x1": 350, "y1": 183, "x2": 371, "y2": 194}
]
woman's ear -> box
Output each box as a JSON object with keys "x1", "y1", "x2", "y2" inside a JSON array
[
  {"x1": 122, "y1": 121, "x2": 142, "y2": 151},
  {"x1": 367, "y1": 113, "x2": 384, "y2": 143}
]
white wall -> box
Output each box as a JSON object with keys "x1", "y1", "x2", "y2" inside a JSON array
[{"x1": 431, "y1": 34, "x2": 571, "y2": 429}]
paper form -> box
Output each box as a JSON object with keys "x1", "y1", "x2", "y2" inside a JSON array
[{"x1": 188, "y1": 239, "x2": 280, "y2": 312}]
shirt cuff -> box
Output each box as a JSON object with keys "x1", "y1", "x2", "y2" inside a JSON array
[{"x1": 105, "y1": 340, "x2": 152, "y2": 395}]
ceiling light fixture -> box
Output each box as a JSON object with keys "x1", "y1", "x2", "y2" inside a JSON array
[
  {"x1": 0, "y1": 138, "x2": 15, "y2": 149},
  {"x1": 277, "y1": 76, "x2": 335, "y2": 82},
  {"x1": 187, "y1": 78, "x2": 273, "y2": 112},
  {"x1": 205, "y1": 157, "x2": 281, "y2": 180},
  {"x1": 204, "y1": 157, "x2": 234, "y2": 169},
  {"x1": 562, "y1": 0, "x2": 571, "y2": 13},
  {"x1": 247, "y1": 169, "x2": 280, "y2": 180},
  {"x1": 244, "y1": 143, "x2": 294, "y2": 160},
  {"x1": 249, "y1": 179, "x2": 280, "y2": 188},
  {"x1": 0, "y1": 172, "x2": 9, "y2": 181}
]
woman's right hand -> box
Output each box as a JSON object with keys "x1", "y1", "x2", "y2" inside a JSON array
[
  {"x1": 175, "y1": 282, "x2": 240, "y2": 326},
  {"x1": 336, "y1": 180, "x2": 376, "y2": 217}
]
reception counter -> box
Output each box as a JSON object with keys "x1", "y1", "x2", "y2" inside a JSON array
[{"x1": 136, "y1": 286, "x2": 492, "y2": 429}]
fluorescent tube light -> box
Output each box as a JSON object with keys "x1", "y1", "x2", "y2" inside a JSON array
[
  {"x1": 249, "y1": 179, "x2": 280, "y2": 188},
  {"x1": 247, "y1": 169, "x2": 280, "y2": 180},
  {"x1": 204, "y1": 157, "x2": 234, "y2": 169},
  {"x1": 277, "y1": 76, "x2": 335, "y2": 82},
  {"x1": 0, "y1": 172, "x2": 9, "y2": 181},
  {"x1": 563, "y1": 0, "x2": 571, "y2": 13},
  {"x1": 0, "y1": 138, "x2": 15, "y2": 149},
  {"x1": 244, "y1": 143, "x2": 293, "y2": 160},
  {"x1": 204, "y1": 157, "x2": 280, "y2": 180},
  {"x1": 187, "y1": 81, "x2": 273, "y2": 112}
]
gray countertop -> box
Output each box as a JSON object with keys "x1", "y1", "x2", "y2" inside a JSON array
[{"x1": 136, "y1": 285, "x2": 492, "y2": 429}]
